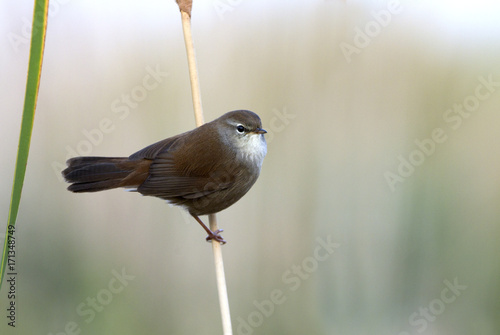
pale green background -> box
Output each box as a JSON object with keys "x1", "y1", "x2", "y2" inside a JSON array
[{"x1": 1, "y1": 1, "x2": 500, "y2": 334}]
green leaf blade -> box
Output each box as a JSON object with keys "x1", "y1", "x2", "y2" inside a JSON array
[{"x1": 0, "y1": 0, "x2": 49, "y2": 290}]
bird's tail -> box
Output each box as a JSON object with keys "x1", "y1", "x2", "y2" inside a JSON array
[{"x1": 62, "y1": 156, "x2": 150, "y2": 193}]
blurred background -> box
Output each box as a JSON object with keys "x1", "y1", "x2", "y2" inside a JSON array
[{"x1": 1, "y1": 0, "x2": 500, "y2": 334}]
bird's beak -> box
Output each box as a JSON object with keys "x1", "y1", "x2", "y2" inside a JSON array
[{"x1": 253, "y1": 128, "x2": 267, "y2": 134}]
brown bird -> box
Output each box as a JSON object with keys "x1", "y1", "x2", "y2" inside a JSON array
[{"x1": 62, "y1": 110, "x2": 267, "y2": 244}]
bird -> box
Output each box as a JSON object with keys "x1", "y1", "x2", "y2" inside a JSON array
[{"x1": 62, "y1": 110, "x2": 267, "y2": 244}]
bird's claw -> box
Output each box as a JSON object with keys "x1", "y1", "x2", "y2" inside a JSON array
[{"x1": 206, "y1": 229, "x2": 226, "y2": 244}]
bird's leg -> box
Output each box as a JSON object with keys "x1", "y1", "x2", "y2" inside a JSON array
[{"x1": 191, "y1": 214, "x2": 226, "y2": 244}]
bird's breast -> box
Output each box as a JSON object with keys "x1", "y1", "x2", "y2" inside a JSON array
[{"x1": 237, "y1": 134, "x2": 267, "y2": 170}]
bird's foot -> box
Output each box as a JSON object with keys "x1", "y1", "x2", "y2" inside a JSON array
[{"x1": 206, "y1": 229, "x2": 226, "y2": 244}]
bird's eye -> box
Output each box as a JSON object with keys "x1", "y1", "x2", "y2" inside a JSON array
[{"x1": 236, "y1": 125, "x2": 246, "y2": 133}]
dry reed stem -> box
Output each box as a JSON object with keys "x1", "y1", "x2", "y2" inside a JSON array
[{"x1": 176, "y1": 2, "x2": 233, "y2": 334}]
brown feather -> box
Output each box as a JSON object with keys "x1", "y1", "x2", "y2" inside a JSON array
[{"x1": 62, "y1": 110, "x2": 266, "y2": 217}]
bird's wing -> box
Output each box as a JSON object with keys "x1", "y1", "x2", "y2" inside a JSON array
[
  {"x1": 137, "y1": 154, "x2": 232, "y2": 200},
  {"x1": 135, "y1": 130, "x2": 236, "y2": 200},
  {"x1": 128, "y1": 133, "x2": 185, "y2": 160}
]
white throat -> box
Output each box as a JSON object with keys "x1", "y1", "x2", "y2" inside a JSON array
[{"x1": 237, "y1": 133, "x2": 267, "y2": 169}]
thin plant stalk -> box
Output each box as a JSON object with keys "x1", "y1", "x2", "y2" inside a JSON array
[
  {"x1": 0, "y1": 0, "x2": 49, "y2": 290},
  {"x1": 176, "y1": 1, "x2": 233, "y2": 334}
]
